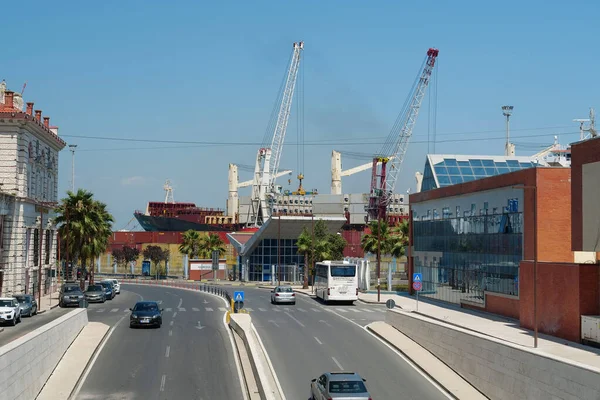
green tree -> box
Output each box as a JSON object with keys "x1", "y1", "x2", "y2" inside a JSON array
[
  {"x1": 143, "y1": 245, "x2": 170, "y2": 278},
  {"x1": 54, "y1": 189, "x2": 114, "y2": 287},
  {"x1": 112, "y1": 248, "x2": 126, "y2": 274},
  {"x1": 179, "y1": 230, "x2": 203, "y2": 259},
  {"x1": 122, "y1": 246, "x2": 140, "y2": 277},
  {"x1": 297, "y1": 227, "x2": 313, "y2": 289},
  {"x1": 389, "y1": 219, "x2": 409, "y2": 258},
  {"x1": 201, "y1": 233, "x2": 226, "y2": 258}
]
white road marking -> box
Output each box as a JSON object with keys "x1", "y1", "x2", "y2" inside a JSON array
[
  {"x1": 169, "y1": 330, "x2": 172, "y2": 337},
  {"x1": 271, "y1": 307, "x2": 281, "y2": 312},
  {"x1": 169, "y1": 321, "x2": 174, "y2": 326},
  {"x1": 336, "y1": 308, "x2": 348, "y2": 313},
  {"x1": 160, "y1": 374, "x2": 166, "y2": 392},
  {"x1": 110, "y1": 308, "x2": 118, "y2": 313},
  {"x1": 360, "y1": 308, "x2": 373, "y2": 313},
  {"x1": 165, "y1": 346, "x2": 170, "y2": 358},
  {"x1": 123, "y1": 309, "x2": 129, "y2": 312},
  {"x1": 285, "y1": 312, "x2": 305, "y2": 328},
  {"x1": 311, "y1": 308, "x2": 321, "y2": 313},
  {"x1": 177, "y1": 298, "x2": 182, "y2": 308},
  {"x1": 245, "y1": 308, "x2": 254, "y2": 312},
  {"x1": 314, "y1": 337, "x2": 323, "y2": 345},
  {"x1": 192, "y1": 307, "x2": 200, "y2": 311},
  {"x1": 348, "y1": 308, "x2": 361, "y2": 313},
  {"x1": 332, "y1": 356, "x2": 343, "y2": 370},
  {"x1": 268, "y1": 320, "x2": 280, "y2": 328},
  {"x1": 173, "y1": 312, "x2": 178, "y2": 318},
  {"x1": 258, "y1": 308, "x2": 267, "y2": 312},
  {"x1": 218, "y1": 307, "x2": 228, "y2": 311},
  {"x1": 297, "y1": 308, "x2": 307, "y2": 312},
  {"x1": 97, "y1": 309, "x2": 105, "y2": 313},
  {"x1": 165, "y1": 308, "x2": 172, "y2": 312},
  {"x1": 178, "y1": 307, "x2": 186, "y2": 312},
  {"x1": 319, "y1": 320, "x2": 332, "y2": 327},
  {"x1": 205, "y1": 307, "x2": 214, "y2": 312}
]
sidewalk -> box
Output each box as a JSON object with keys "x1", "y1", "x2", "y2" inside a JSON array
[{"x1": 38, "y1": 289, "x2": 60, "y2": 314}]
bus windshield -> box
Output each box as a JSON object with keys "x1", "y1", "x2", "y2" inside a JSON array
[{"x1": 330, "y1": 266, "x2": 356, "y2": 277}]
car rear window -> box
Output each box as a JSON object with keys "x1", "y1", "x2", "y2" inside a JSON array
[
  {"x1": 329, "y1": 380, "x2": 367, "y2": 393},
  {"x1": 330, "y1": 266, "x2": 356, "y2": 277},
  {"x1": 64, "y1": 286, "x2": 80, "y2": 292},
  {"x1": 277, "y1": 287, "x2": 293, "y2": 293}
]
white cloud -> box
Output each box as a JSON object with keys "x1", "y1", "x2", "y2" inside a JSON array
[{"x1": 120, "y1": 176, "x2": 148, "y2": 186}]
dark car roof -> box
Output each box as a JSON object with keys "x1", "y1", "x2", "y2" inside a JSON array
[{"x1": 135, "y1": 301, "x2": 159, "y2": 306}]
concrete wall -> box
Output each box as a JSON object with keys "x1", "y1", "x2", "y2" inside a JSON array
[
  {"x1": 386, "y1": 309, "x2": 600, "y2": 400},
  {"x1": 0, "y1": 308, "x2": 88, "y2": 400}
]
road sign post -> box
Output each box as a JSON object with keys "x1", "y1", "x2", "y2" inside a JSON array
[
  {"x1": 413, "y1": 273, "x2": 423, "y2": 312},
  {"x1": 212, "y1": 250, "x2": 219, "y2": 281},
  {"x1": 233, "y1": 291, "x2": 244, "y2": 313}
]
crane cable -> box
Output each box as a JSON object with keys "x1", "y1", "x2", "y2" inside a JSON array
[{"x1": 262, "y1": 50, "x2": 294, "y2": 148}]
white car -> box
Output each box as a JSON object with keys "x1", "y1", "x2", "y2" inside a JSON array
[
  {"x1": 108, "y1": 279, "x2": 121, "y2": 294},
  {"x1": 0, "y1": 297, "x2": 22, "y2": 326}
]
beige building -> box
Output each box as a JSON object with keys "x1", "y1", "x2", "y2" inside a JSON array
[{"x1": 0, "y1": 81, "x2": 66, "y2": 297}]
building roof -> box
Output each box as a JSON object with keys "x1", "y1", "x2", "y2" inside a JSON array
[
  {"x1": 228, "y1": 215, "x2": 347, "y2": 257},
  {"x1": 421, "y1": 154, "x2": 547, "y2": 192}
]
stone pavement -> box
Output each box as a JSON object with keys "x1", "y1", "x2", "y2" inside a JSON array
[{"x1": 38, "y1": 290, "x2": 60, "y2": 314}]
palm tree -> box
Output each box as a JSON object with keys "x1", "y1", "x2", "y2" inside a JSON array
[
  {"x1": 389, "y1": 219, "x2": 409, "y2": 258},
  {"x1": 297, "y1": 227, "x2": 312, "y2": 289},
  {"x1": 179, "y1": 230, "x2": 203, "y2": 259},
  {"x1": 203, "y1": 233, "x2": 226, "y2": 258},
  {"x1": 361, "y1": 220, "x2": 392, "y2": 290},
  {"x1": 54, "y1": 189, "x2": 114, "y2": 287}
]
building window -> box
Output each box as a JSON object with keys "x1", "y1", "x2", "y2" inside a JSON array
[
  {"x1": 45, "y1": 230, "x2": 52, "y2": 265},
  {"x1": 442, "y1": 207, "x2": 450, "y2": 219},
  {"x1": 25, "y1": 228, "x2": 31, "y2": 266},
  {"x1": 0, "y1": 216, "x2": 4, "y2": 250},
  {"x1": 33, "y1": 229, "x2": 39, "y2": 266}
]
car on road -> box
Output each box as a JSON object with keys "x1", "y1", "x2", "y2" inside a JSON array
[
  {"x1": 106, "y1": 279, "x2": 121, "y2": 294},
  {"x1": 85, "y1": 285, "x2": 106, "y2": 303},
  {"x1": 59, "y1": 285, "x2": 86, "y2": 308},
  {"x1": 0, "y1": 297, "x2": 22, "y2": 326},
  {"x1": 270, "y1": 285, "x2": 296, "y2": 305},
  {"x1": 129, "y1": 301, "x2": 163, "y2": 328},
  {"x1": 98, "y1": 281, "x2": 115, "y2": 300},
  {"x1": 14, "y1": 294, "x2": 38, "y2": 316},
  {"x1": 310, "y1": 372, "x2": 371, "y2": 400}
]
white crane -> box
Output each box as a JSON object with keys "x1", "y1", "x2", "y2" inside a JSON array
[
  {"x1": 367, "y1": 48, "x2": 439, "y2": 222},
  {"x1": 330, "y1": 150, "x2": 394, "y2": 195},
  {"x1": 248, "y1": 41, "x2": 304, "y2": 226}
]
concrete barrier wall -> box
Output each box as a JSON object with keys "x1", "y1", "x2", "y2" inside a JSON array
[
  {"x1": 0, "y1": 308, "x2": 88, "y2": 400},
  {"x1": 386, "y1": 309, "x2": 600, "y2": 400}
]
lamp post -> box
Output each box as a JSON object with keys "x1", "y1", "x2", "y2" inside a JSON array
[
  {"x1": 513, "y1": 184, "x2": 538, "y2": 348},
  {"x1": 502, "y1": 106, "x2": 514, "y2": 156},
  {"x1": 68, "y1": 144, "x2": 77, "y2": 192}
]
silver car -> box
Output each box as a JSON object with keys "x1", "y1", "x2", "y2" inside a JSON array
[
  {"x1": 311, "y1": 372, "x2": 371, "y2": 400},
  {"x1": 270, "y1": 285, "x2": 295, "y2": 305}
]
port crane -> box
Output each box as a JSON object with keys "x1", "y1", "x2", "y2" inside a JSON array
[
  {"x1": 366, "y1": 48, "x2": 439, "y2": 223},
  {"x1": 248, "y1": 41, "x2": 304, "y2": 226},
  {"x1": 331, "y1": 150, "x2": 394, "y2": 195}
]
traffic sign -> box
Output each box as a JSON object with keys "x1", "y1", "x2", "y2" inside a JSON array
[
  {"x1": 234, "y1": 291, "x2": 244, "y2": 302},
  {"x1": 385, "y1": 299, "x2": 396, "y2": 309},
  {"x1": 212, "y1": 250, "x2": 220, "y2": 270},
  {"x1": 413, "y1": 273, "x2": 422, "y2": 283},
  {"x1": 413, "y1": 281, "x2": 422, "y2": 291}
]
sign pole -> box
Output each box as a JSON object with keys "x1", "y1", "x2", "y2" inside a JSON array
[{"x1": 412, "y1": 272, "x2": 422, "y2": 312}]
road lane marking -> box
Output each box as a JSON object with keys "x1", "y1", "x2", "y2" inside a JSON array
[
  {"x1": 165, "y1": 346, "x2": 170, "y2": 358},
  {"x1": 360, "y1": 308, "x2": 373, "y2": 313},
  {"x1": 268, "y1": 320, "x2": 280, "y2": 328},
  {"x1": 297, "y1": 308, "x2": 307, "y2": 312},
  {"x1": 319, "y1": 320, "x2": 332, "y2": 327},
  {"x1": 336, "y1": 308, "x2": 348, "y2": 313},
  {"x1": 283, "y1": 307, "x2": 291, "y2": 312},
  {"x1": 348, "y1": 308, "x2": 362, "y2": 313},
  {"x1": 192, "y1": 307, "x2": 200, "y2": 311},
  {"x1": 311, "y1": 308, "x2": 321, "y2": 312},
  {"x1": 314, "y1": 337, "x2": 323, "y2": 345},
  {"x1": 245, "y1": 307, "x2": 254, "y2": 312},
  {"x1": 258, "y1": 308, "x2": 267, "y2": 312},
  {"x1": 178, "y1": 308, "x2": 186, "y2": 312},
  {"x1": 177, "y1": 298, "x2": 182, "y2": 308},
  {"x1": 170, "y1": 321, "x2": 174, "y2": 326},
  {"x1": 160, "y1": 374, "x2": 166, "y2": 392},
  {"x1": 332, "y1": 357, "x2": 343, "y2": 370},
  {"x1": 169, "y1": 330, "x2": 172, "y2": 336},
  {"x1": 173, "y1": 312, "x2": 178, "y2": 318},
  {"x1": 123, "y1": 309, "x2": 129, "y2": 312},
  {"x1": 110, "y1": 308, "x2": 118, "y2": 312},
  {"x1": 205, "y1": 307, "x2": 213, "y2": 311},
  {"x1": 271, "y1": 307, "x2": 281, "y2": 312},
  {"x1": 285, "y1": 312, "x2": 305, "y2": 328},
  {"x1": 218, "y1": 307, "x2": 228, "y2": 311},
  {"x1": 165, "y1": 308, "x2": 172, "y2": 312},
  {"x1": 97, "y1": 309, "x2": 105, "y2": 313}
]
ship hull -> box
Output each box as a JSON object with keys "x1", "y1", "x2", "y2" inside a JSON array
[{"x1": 134, "y1": 213, "x2": 239, "y2": 232}]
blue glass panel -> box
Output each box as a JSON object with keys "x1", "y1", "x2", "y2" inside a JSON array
[
  {"x1": 481, "y1": 159, "x2": 495, "y2": 167},
  {"x1": 509, "y1": 167, "x2": 522, "y2": 171},
  {"x1": 484, "y1": 167, "x2": 497, "y2": 175},
  {"x1": 457, "y1": 161, "x2": 471, "y2": 167},
  {"x1": 450, "y1": 175, "x2": 463, "y2": 184},
  {"x1": 497, "y1": 167, "x2": 510, "y2": 174},
  {"x1": 459, "y1": 166, "x2": 473, "y2": 175},
  {"x1": 437, "y1": 175, "x2": 451, "y2": 185},
  {"x1": 462, "y1": 175, "x2": 476, "y2": 182},
  {"x1": 519, "y1": 162, "x2": 533, "y2": 168},
  {"x1": 472, "y1": 167, "x2": 486, "y2": 176},
  {"x1": 446, "y1": 166, "x2": 460, "y2": 175},
  {"x1": 506, "y1": 160, "x2": 520, "y2": 167},
  {"x1": 495, "y1": 162, "x2": 508, "y2": 168},
  {"x1": 443, "y1": 159, "x2": 458, "y2": 166},
  {"x1": 469, "y1": 159, "x2": 483, "y2": 166},
  {"x1": 434, "y1": 166, "x2": 448, "y2": 175}
]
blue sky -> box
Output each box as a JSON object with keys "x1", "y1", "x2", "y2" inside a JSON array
[{"x1": 2, "y1": 0, "x2": 598, "y2": 228}]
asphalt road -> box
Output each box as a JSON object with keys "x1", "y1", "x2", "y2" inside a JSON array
[
  {"x1": 0, "y1": 305, "x2": 72, "y2": 346},
  {"x1": 240, "y1": 287, "x2": 448, "y2": 400},
  {"x1": 74, "y1": 284, "x2": 243, "y2": 400}
]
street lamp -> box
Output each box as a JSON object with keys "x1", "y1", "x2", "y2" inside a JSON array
[
  {"x1": 502, "y1": 106, "x2": 514, "y2": 156},
  {"x1": 513, "y1": 184, "x2": 538, "y2": 348},
  {"x1": 68, "y1": 144, "x2": 77, "y2": 192}
]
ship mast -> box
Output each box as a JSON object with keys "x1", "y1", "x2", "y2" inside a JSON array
[{"x1": 163, "y1": 179, "x2": 175, "y2": 204}]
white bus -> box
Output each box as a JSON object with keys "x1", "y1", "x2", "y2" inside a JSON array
[{"x1": 314, "y1": 260, "x2": 358, "y2": 304}]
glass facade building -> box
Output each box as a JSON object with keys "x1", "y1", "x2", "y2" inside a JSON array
[
  {"x1": 247, "y1": 238, "x2": 305, "y2": 282},
  {"x1": 413, "y1": 210, "x2": 522, "y2": 305},
  {"x1": 421, "y1": 155, "x2": 541, "y2": 192}
]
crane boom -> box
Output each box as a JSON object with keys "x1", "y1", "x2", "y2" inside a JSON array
[{"x1": 367, "y1": 48, "x2": 439, "y2": 222}]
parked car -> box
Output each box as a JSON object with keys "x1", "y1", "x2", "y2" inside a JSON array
[
  {"x1": 98, "y1": 281, "x2": 115, "y2": 300},
  {"x1": 104, "y1": 279, "x2": 120, "y2": 295},
  {"x1": 14, "y1": 294, "x2": 38, "y2": 316},
  {"x1": 129, "y1": 301, "x2": 163, "y2": 328},
  {"x1": 270, "y1": 285, "x2": 296, "y2": 305},
  {"x1": 310, "y1": 372, "x2": 371, "y2": 400},
  {"x1": 59, "y1": 286, "x2": 85, "y2": 308},
  {"x1": 85, "y1": 285, "x2": 106, "y2": 303},
  {"x1": 0, "y1": 297, "x2": 22, "y2": 326}
]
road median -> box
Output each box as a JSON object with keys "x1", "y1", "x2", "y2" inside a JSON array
[{"x1": 229, "y1": 313, "x2": 285, "y2": 400}]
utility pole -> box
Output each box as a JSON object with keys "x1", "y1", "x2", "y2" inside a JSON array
[
  {"x1": 502, "y1": 105, "x2": 514, "y2": 156},
  {"x1": 69, "y1": 144, "x2": 77, "y2": 192}
]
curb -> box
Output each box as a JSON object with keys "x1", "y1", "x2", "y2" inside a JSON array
[{"x1": 366, "y1": 324, "x2": 458, "y2": 400}]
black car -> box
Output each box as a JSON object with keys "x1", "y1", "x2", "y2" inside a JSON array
[
  {"x1": 14, "y1": 294, "x2": 37, "y2": 317},
  {"x1": 130, "y1": 301, "x2": 163, "y2": 328}
]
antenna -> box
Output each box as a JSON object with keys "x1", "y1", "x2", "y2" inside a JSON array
[
  {"x1": 21, "y1": 81, "x2": 27, "y2": 95},
  {"x1": 163, "y1": 179, "x2": 175, "y2": 204},
  {"x1": 573, "y1": 107, "x2": 595, "y2": 140}
]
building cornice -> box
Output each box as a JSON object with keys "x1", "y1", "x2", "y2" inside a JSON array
[{"x1": 0, "y1": 112, "x2": 67, "y2": 150}]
